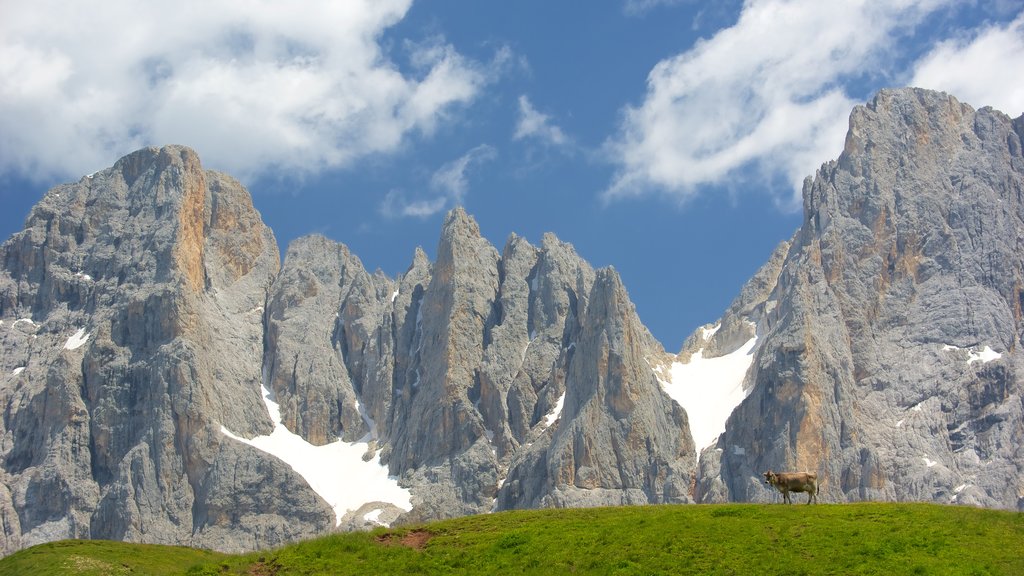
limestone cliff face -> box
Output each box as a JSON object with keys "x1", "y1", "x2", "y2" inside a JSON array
[
  {"x1": 388, "y1": 209, "x2": 500, "y2": 472},
  {"x1": 697, "y1": 89, "x2": 1024, "y2": 510},
  {"x1": 264, "y1": 236, "x2": 391, "y2": 446},
  {"x1": 2, "y1": 87, "x2": 1023, "y2": 558},
  {"x1": 258, "y1": 207, "x2": 690, "y2": 524},
  {"x1": 497, "y1": 269, "x2": 695, "y2": 509},
  {"x1": 0, "y1": 146, "x2": 331, "y2": 556},
  {"x1": 0, "y1": 148, "x2": 688, "y2": 556}
]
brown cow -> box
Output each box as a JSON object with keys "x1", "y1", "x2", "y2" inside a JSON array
[{"x1": 763, "y1": 470, "x2": 818, "y2": 504}]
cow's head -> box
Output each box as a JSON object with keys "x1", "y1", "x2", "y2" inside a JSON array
[{"x1": 762, "y1": 470, "x2": 777, "y2": 485}]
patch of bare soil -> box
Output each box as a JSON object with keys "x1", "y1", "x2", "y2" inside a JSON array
[{"x1": 374, "y1": 529, "x2": 433, "y2": 550}]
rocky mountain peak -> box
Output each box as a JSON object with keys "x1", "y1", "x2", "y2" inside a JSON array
[
  {"x1": 699, "y1": 87, "x2": 1024, "y2": 509},
  {"x1": 2, "y1": 88, "x2": 1023, "y2": 559}
]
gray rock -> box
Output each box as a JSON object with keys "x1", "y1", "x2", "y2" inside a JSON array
[
  {"x1": 4, "y1": 86, "x2": 1024, "y2": 559},
  {"x1": 387, "y1": 208, "x2": 499, "y2": 473},
  {"x1": 498, "y1": 268, "x2": 694, "y2": 509},
  {"x1": 264, "y1": 236, "x2": 376, "y2": 445},
  {"x1": 191, "y1": 441, "x2": 333, "y2": 553},
  {"x1": 0, "y1": 146, "x2": 328, "y2": 556},
  {"x1": 700, "y1": 88, "x2": 1024, "y2": 510}
]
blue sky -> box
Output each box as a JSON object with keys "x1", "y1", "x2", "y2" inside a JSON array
[{"x1": 1, "y1": 1, "x2": 1023, "y2": 350}]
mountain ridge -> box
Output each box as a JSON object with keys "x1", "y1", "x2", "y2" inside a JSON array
[{"x1": 1, "y1": 87, "x2": 1022, "y2": 557}]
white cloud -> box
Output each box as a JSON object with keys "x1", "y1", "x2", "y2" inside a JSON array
[
  {"x1": 381, "y1": 144, "x2": 496, "y2": 218},
  {"x1": 380, "y1": 192, "x2": 450, "y2": 219},
  {"x1": 604, "y1": 0, "x2": 953, "y2": 206},
  {"x1": 514, "y1": 95, "x2": 569, "y2": 147},
  {"x1": 911, "y1": 13, "x2": 1024, "y2": 117},
  {"x1": 430, "y1": 144, "x2": 498, "y2": 202},
  {"x1": 0, "y1": 0, "x2": 489, "y2": 182}
]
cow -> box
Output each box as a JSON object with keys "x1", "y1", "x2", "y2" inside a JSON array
[{"x1": 762, "y1": 470, "x2": 819, "y2": 504}]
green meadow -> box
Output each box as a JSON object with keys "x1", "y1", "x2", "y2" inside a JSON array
[{"x1": 2, "y1": 503, "x2": 1021, "y2": 575}]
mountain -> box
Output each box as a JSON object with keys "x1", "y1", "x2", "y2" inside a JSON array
[
  {"x1": 695, "y1": 88, "x2": 1024, "y2": 508},
  {"x1": 0, "y1": 87, "x2": 1022, "y2": 556}
]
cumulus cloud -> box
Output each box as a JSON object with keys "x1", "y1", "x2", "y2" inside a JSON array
[
  {"x1": 911, "y1": 12, "x2": 1024, "y2": 117},
  {"x1": 381, "y1": 144, "x2": 497, "y2": 218},
  {"x1": 0, "y1": 0, "x2": 489, "y2": 182},
  {"x1": 604, "y1": 0, "x2": 954, "y2": 206},
  {"x1": 513, "y1": 95, "x2": 569, "y2": 147}
]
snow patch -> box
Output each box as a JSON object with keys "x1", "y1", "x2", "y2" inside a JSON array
[
  {"x1": 390, "y1": 289, "x2": 400, "y2": 303},
  {"x1": 922, "y1": 456, "x2": 938, "y2": 468},
  {"x1": 542, "y1": 393, "x2": 565, "y2": 428},
  {"x1": 657, "y1": 332, "x2": 757, "y2": 457},
  {"x1": 63, "y1": 328, "x2": 90, "y2": 350},
  {"x1": 943, "y1": 344, "x2": 1001, "y2": 364},
  {"x1": 363, "y1": 509, "x2": 384, "y2": 525},
  {"x1": 954, "y1": 483, "x2": 968, "y2": 493},
  {"x1": 13, "y1": 318, "x2": 36, "y2": 328},
  {"x1": 895, "y1": 419, "x2": 904, "y2": 428},
  {"x1": 968, "y1": 346, "x2": 1001, "y2": 364},
  {"x1": 75, "y1": 272, "x2": 93, "y2": 281},
  {"x1": 700, "y1": 323, "x2": 721, "y2": 341},
  {"x1": 221, "y1": 384, "x2": 412, "y2": 527},
  {"x1": 12, "y1": 367, "x2": 25, "y2": 375}
]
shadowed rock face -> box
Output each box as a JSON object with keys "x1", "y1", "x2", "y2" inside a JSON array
[
  {"x1": 1, "y1": 88, "x2": 1022, "y2": 558},
  {"x1": 697, "y1": 89, "x2": 1024, "y2": 510}
]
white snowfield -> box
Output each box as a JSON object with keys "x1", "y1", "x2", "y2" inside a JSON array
[
  {"x1": 64, "y1": 328, "x2": 90, "y2": 350},
  {"x1": 942, "y1": 344, "x2": 1001, "y2": 364},
  {"x1": 542, "y1": 392, "x2": 566, "y2": 428},
  {"x1": 220, "y1": 385, "x2": 412, "y2": 527},
  {"x1": 655, "y1": 323, "x2": 758, "y2": 458}
]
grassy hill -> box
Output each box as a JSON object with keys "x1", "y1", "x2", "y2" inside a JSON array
[{"x1": 2, "y1": 503, "x2": 1022, "y2": 575}]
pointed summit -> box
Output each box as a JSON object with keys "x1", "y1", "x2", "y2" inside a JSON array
[{"x1": 703, "y1": 87, "x2": 1024, "y2": 508}]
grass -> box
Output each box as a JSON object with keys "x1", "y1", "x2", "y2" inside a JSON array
[
  {"x1": 2, "y1": 503, "x2": 1022, "y2": 575},
  {"x1": 0, "y1": 539, "x2": 228, "y2": 576}
]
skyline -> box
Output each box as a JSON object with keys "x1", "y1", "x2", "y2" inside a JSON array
[{"x1": 2, "y1": 1, "x2": 1023, "y2": 350}]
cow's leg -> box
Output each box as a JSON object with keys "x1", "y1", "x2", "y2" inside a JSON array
[
  {"x1": 806, "y1": 491, "x2": 813, "y2": 504},
  {"x1": 783, "y1": 491, "x2": 790, "y2": 504}
]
